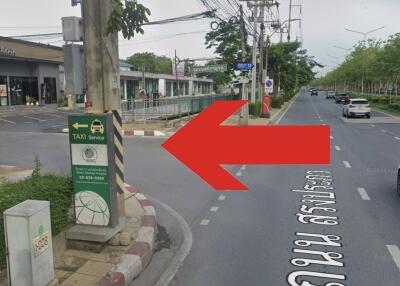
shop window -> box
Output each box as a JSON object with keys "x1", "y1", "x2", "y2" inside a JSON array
[
  {"x1": 0, "y1": 76, "x2": 8, "y2": 106},
  {"x1": 9, "y1": 77, "x2": 38, "y2": 105},
  {"x1": 43, "y1": 77, "x2": 57, "y2": 104}
]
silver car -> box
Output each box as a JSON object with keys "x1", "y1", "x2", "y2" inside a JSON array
[{"x1": 342, "y1": 98, "x2": 371, "y2": 118}]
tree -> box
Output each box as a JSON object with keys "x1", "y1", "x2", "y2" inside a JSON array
[
  {"x1": 126, "y1": 52, "x2": 172, "y2": 74},
  {"x1": 107, "y1": 0, "x2": 151, "y2": 40},
  {"x1": 205, "y1": 20, "x2": 251, "y2": 83},
  {"x1": 268, "y1": 42, "x2": 320, "y2": 96}
]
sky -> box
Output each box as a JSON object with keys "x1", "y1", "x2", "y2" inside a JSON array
[{"x1": 1, "y1": 0, "x2": 400, "y2": 76}]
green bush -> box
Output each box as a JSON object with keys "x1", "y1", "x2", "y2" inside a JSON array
[
  {"x1": 0, "y1": 174, "x2": 72, "y2": 269},
  {"x1": 249, "y1": 102, "x2": 262, "y2": 116},
  {"x1": 271, "y1": 96, "x2": 284, "y2": 108},
  {"x1": 389, "y1": 103, "x2": 400, "y2": 111}
]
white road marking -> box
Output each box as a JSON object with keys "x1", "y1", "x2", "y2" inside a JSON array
[
  {"x1": 236, "y1": 170, "x2": 242, "y2": 177},
  {"x1": 44, "y1": 113, "x2": 61, "y2": 118},
  {"x1": 357, "y1": 188, "x2": 371, "y2": 201},
  {"x1": 382, "y1": 129, "x2": 387, "y2": 133},
  {"x1": 275, "y1": 95, "x2": 298, "y2": 124},
  {"x1": 210, "y1": 206, "x2": 219, "y2": 212},
  {"x1": 218, "y1": 195, "x2": 226, "y2": 201},
  {"x1": 322, "y1": 123, "x2": 327, "y2": 126},
  {"x1": 370, "y1": 124, "x2": 375, "y2": 127},
  {"x1": 0, "y1": 118, "x2": 16, "y2": 124},
  {"x1": 395, "y1": 137, "x2": 400, "y2": 141},
  {"x1": 200, "y1": 219, "x2": 210, "y2": 226},
  {"x1": 24, "y1": 115, "x2": 46, "y2": 122},
  {"x1": 343, "y1": 161, "x2": 352, "y2": 168},
  {"x1": 330, "y1": 136, "x2": 334, "y2": 140},
  {"x1": 241, "y1": 165, "x2": 247, "y2": 170},
  {"x1": 335, "y1": 146, "x2": 341, "y2": 151},
  {"x1": 387, "y1": 245, "x2": 400, "y2": 271},
  {"x1": 320, "y1": 119, "x2": 324, "y2": 122}
]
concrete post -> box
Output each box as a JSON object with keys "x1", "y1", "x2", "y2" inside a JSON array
[
  {"x1": 81, "y1": 0, "x2": 121, "y2": 113},
  {"x1": 81, "y1": 0, "x2": 124, "y2": 217}
]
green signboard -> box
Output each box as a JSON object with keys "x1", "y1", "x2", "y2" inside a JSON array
[
  {"x1": 192, "y1": 65, "x2": 227, "y2": 74},
  {"x1": 68, "y1": 114, "x2": 118, "y2": 227}
]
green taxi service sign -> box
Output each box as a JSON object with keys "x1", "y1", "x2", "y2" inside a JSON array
[{"x1": 68, "y1": 114, "x2": 118, "y2": 228}]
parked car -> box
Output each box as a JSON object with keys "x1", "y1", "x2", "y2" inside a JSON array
[
  {"x1": 311, "y1": 90, "x2": 318, "y2": 96},
  {"x1": 326, "y1": 91, "x2": 336, "y2": 99},
  {"x1": 335, "y1": 93, "x2": 349, "y2": 104},
  {"x1": 342, "y1": 98, "x2": 371, "y2": 118}
]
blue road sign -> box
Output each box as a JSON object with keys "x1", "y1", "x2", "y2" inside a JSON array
[{"x1": 234, "y1": 62, "x2": 254, "y2": 71}]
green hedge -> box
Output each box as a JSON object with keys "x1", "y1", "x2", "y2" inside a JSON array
[
  {"x1": 249, "y1": 102, "x2": 262, "y2": 116},
  {"x1": 0, "y1": 174, "x2": 72, "y2": 269},
  {"x1": 271, "y1": 96, "x2": 284, "y2": 108}
]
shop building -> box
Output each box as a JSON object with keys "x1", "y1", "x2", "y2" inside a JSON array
[
  {"x1": 119, "y1": 67, "x2": 214, "y2": 101},
  {"x1": 0, "y1": 36, "x2": 64, "y2": 106}
]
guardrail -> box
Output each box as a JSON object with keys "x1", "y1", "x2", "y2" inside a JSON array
[{"x1": 121, "y1": 94, "x2": 236, "y2": 122}]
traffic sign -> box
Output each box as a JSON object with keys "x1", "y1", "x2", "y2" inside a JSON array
[
  {"x1": 234, "y1": 62, "x2": 254, "y2": 71},
  {"x1": 68, "y1": 114, "x2": 118, "y2": 227},
  {"x1": 265, "y1": 78, "x2": 274, "y2": 93}
]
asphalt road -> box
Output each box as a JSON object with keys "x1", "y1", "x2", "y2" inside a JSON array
[
  {"x1": 0, "y1": 105, "x2": 70, "y2": 133},
  {"x1": 1, "y1": 91, "x2": 400, "y2": 285}
]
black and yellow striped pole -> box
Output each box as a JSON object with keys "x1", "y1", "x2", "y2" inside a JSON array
[{"x1": 112, "y1": 110, "x2": 126, "y2": 217}]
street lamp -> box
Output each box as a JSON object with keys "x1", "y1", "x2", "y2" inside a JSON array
[{"x1": 345, "y1": 26, "x2": 386, "y2": 95}]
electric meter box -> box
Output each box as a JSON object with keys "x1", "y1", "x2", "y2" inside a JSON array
[
  {"x1": 4, "y1": 200, "x2": 54, "y2": 286},
  {"x1": 62, "y1": 16, "x2": 83, "y2": 42}
]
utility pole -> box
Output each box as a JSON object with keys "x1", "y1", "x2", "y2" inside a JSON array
[
  {"x1": 81, "y1": 0, "x2": 120, "y2": 113},
  {"x1": 258, "y1": 5, "x2": 265, "y2": 101},
  {"x1": 288, "y1": 0, "x2": 292, "y2": 42},
  {"x1": 251, "y1": 3, "x2": 258, "y2": 103},
  {"x1": 239, "y1": 5, "x2": 249, "y2": 125},
  {"x1": 81, "y1": 0, "x2": 125, "y2": 217}
]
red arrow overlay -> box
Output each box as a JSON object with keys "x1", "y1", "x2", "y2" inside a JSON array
[{"x1": 162, "y1": 100, "x2": 330, "y2": 191}]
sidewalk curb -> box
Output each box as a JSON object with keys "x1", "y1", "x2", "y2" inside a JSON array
[
  {"x1": 122, "y1": 130, "x2": 167, "y2": 137},
  {"x1": 97, "y1": 184, "x2": 157, "y2": 286}
]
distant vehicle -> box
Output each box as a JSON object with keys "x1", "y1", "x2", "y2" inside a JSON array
[
  {"x1": 335, "y1": 93, "x2": 349, "y2": 104},
  {"x1": 342, "y1": 98, "x2": 371, "y2": 118},
  {"x1": 326, "y1": 91, "x2": 336, "y2": 99},
  {"x1": 311, "y1": 90, "x2": 318, "y2": 96}
]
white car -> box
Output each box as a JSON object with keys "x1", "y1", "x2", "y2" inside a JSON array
[{"x1": 342, "y1": 98, "x2": 371, "y2": 118}]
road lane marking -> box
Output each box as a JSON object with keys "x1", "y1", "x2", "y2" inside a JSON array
[
  {"x1": 240, "y1": 165, "x2": 247, "y2": 170},
  {"x1": 0, "y1": 118, "x2": 15, "y2": 124},
  {"x1": 357, "y1": 188, "x2": 371, "y2": 201},
  {"x1": 24, "y1": 115, "x2": 46, "y2": 122},
  {"x1": 322, "y1": 123, "x2": 327, "y2": 126},
  {"x1": 330, "y1": 136, "x2": 334, "y2": 140},
  {"x1": 200, "y1": 219, "x2": 210, "y2": 226},
  {"x1": 395, "y1": 137, "x2": 400, "y2": 141},
  {"x1": 236, "y1": 170, "x2": 242, "y2": 177},
  {"x1": 275, "y1": 95, "x2": 298, "y2": 124},
  {"x1": 343, "y1": 161, "x2": 352, "y2": 168},
  {"x1": 382, "y1": 129, "x2": 387, "y2": 133},
  {"x1": 370, "y1": 124, "x2": 375, "y2": 127},
  {"x1": 387, "y1": 245, "x2": 400, "y2": 271},
  {"x1": 218, "y1": 195, "x2": 226, "y2": 201},
  {"x1": 44, "y1": 113, "x2": 61, "y2": 118},
  {"x1": 335, "y1": 146, "x2": 341, "y2": 151},
  {"x1": 210, "y1": 206, "x2": 219, "y2": 212}
]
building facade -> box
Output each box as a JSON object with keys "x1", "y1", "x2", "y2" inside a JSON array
[
  {"x1": 0, "y1": 36, "x2": 64, "y2": 106},
  {"x1": 119, "y1": 69, "x2": 214, "y2": 101}
]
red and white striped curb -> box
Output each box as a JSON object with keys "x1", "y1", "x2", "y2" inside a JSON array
[
  {"x1": 97, "y1": 184, "x2": 157, "y2": 286},
  {"x1": 122, "y1": 130, "x2": 167, "y2": 137}
]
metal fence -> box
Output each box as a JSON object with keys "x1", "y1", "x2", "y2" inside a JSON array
[{"x1": 121, "y1": 94, "x2": 235, "y2": 122}]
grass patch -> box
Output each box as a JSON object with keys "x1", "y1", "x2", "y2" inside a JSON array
[{"x1": 0, "y1": 174, "x2": 73, "y2": 269}]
